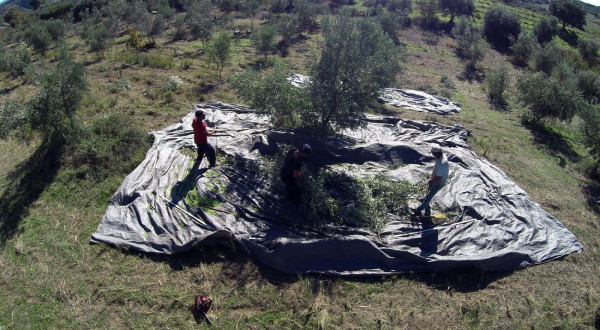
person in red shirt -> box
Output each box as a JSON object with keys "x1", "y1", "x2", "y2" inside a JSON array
[{"x1": 192, "y1": 110, "x2": 217, "y2": 167}]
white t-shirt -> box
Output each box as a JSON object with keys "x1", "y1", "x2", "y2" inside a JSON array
[{"x1": 432, "y1": 154, "x2": 449, "y2": 185}]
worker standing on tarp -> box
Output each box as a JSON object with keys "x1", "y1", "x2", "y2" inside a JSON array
[
  {"x1": 413, "y1": 146, "x2": 449, "y2": 216},
  {"x1": 192, "y1": 110, "x2": 217, "y2": 168},
  {"x1": 280, "y1": 144, "x2": 312, "y2": 202}
]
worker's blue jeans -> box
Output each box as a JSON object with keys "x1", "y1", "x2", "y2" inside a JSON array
[{"x1": 416, "y1": 184, "x2": 444, "y2": 216}]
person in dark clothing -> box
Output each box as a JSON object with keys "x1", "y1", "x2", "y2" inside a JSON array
[
  {"x1": 280, "y1": 144, "x2": 312, "y2": 201},
  {"x1": 192, "y1": 110, "x2": 217, "y2": 167}
]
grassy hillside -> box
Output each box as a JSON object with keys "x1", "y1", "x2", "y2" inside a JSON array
[{"x1": 1, "y1": 0, "x2": 599, "y2": 328}]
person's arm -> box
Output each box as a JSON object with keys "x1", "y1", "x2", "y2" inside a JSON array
[{"x1": 428, "y1": 175, "x2": 442, "y2": 186}]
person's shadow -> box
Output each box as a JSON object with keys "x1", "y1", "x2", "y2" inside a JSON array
[{"x1": 169, "y1": 160, "x2": 209, "y2": 205}]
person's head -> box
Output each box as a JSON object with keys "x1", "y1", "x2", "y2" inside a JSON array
[
  {"x1": 195, "y1": 110, "x2": 205, "y2": 120},
  {"x1": 431, "y1": 147, "x2": 442, "y2": 158},
  {"x1": 298, "y1": 144, "x2": 312, "y2": 159}
]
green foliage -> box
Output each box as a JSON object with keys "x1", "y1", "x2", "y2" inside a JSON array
[
  {"x1": 294, "y1": 0, "x2": 328, "y2": 31},
  {"x1": 206, "y1": 30, "x2": 232, "y2": 80},
  {"x1": 577, "y1": 39, "x2": 599, "y2": 65},
  {"x1": 452, "y1": 16, "x2": 484, "y2": 66},
  {"x1": 126, "y1": 28, "x2": 143, "y2": 50},
  {"x1": 1, "y1": 46, "x2": 87, "y2": 147},
  {"x1": 242, "y1": 0, "x2": 260, "y2": 29},
  {"x1": 65, "y1": 113, "x2": 151, "y2": 182},
  {"x1": 185, "y1": 0, "x2": 214, "y2": 45},
  {"x1": 0, "y1": 46, "x2": 32, "y2": 78},
  {"x1": 299, "y1": 168, "x2": 416, "y2": 230},
  {"x1": 532, "y1": 41, "x2": 561, "y2": 75},
  {"x1": 483, "y1": 6, "x2": 521, "y2": 49},
  {"x1": 229, "y1": 63, "x2": 311, "y2": 127},
  {"x1": 417, "y1": 0, "x2": 439, "y2": 27},
  {"x1": 46, "y1": 19, "x2": 67, "y2": 41},
  {"x1": 517, "y1": 71, "x2": 584, "y2": 123},
  {"x1": 149, "y1": 14, "x2": 166, "y2": 41},
  {"x1": 172, "y1": 15, "x2": 187, "y2": 41},
  {"x1": 23, "y1": 20, "x2": 52, "y2": 55},
  {"x1": 309, "y1": 9, "x2": 402, "y2": 133},
  {"x1": 511, "y1": 32, "x2": 537, "y2": 67},
  {"x1": 3, "y1": 6, "x2": 27, "y2": 28},
  {"x1": 485, "y1": 65, "x2": 509, "y2": 107},
  {"x1": 549, "y1": 0, "x2": 585, "y2": 30},
  {"x1": 581, "y1": 105, "x2": 600, "y2": 177},
  {"x1": 84, "y1": 24, "x2": 111, "y2": 53},
  {"x1": 576, "y1": 70, "x2": 600, "y2": 103},
  {"x1": 275, "y1": 13, "x2": 300, "y2": 44},
  {"x1": 378, "y1": 9, "x2": 400, "y2": 44},
  {"x1": 252, "y1": 24, "x2": 278, "y2": 58},
  {"x1": 534, "y1": 16, "x2": 558, "y2": 44},
  {"x1": 440, "y1": 0, "x2": 474, "y2": 23}
]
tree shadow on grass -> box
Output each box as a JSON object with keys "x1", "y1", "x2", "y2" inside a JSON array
[
  {"x1": 582, "y1": 180, "x2": 600, "y2": 214},
  {"x1": 0, "y1": 143, "x2": 62, "y2": 246},
  {"x1": 527, "y1": 123, "x2": 581, "y2": 166},
  {"x1": 558, "y1": 28, "x2": 579, "y2": 48}
]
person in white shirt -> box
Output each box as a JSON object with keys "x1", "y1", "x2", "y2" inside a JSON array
[{"x1": 412, "y1": 147, "x2": 449, "y2": 217}]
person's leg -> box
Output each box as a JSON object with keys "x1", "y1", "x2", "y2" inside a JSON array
[
  {"x1": 415, "y1": 184, "x2": 443, "y2": 215},
  {"x1": 207, "y1": 143, "x2": 216, "y2": 167},
  {"x1": 196, "y1": 144, "x2": 205, "y2": 163}
]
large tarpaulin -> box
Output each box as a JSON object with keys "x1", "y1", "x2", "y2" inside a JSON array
[{"x1": 90, "y1": 102, "x2": 583, "y2": 275}]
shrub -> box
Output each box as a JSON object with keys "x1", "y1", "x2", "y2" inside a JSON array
[
  {"x1": 46, "y1": 19, "x2": 67, "y2": 41},
  {"x1": 532, "y1": 42, "x2": 561, "y2": 75},
  {"x1": 229, "y1": 62, "x2": 311, "y2": 127},
  {"x1": 417, "y1": 0, "x2": 439, "y2": 27},
  {"x1": 162, "y1": 76, "x2": 183, "y2": 91},
  {"x1": 517, "y1": 72, "x2": 584, "y2": 123},
  {"x1": 581, "y1": 105, "x2": 600, "y2": 178},
  {"x1": 66, "y1": 113, "x2": 151, "y2": 182},
  {"x1": 485, "y1": 65, "x2": 509, "y2": 107},
  {"x1": 24, "y1": 20, "x2": 53, "y2": 55},
  {"x1": 576, "y1": 70, "x2": 600, "y2": 103},
  {"x1": 85, "y1": 25, "x2": 111, "y2": 53},
  {"x1": 126, "y1": 28, "x2": 143, "y2": 50},
  {"x1": 206, "y1": 31, "x2": 232, "y2": 80},
  {"x1": 483, "y1": 6, "x2": 521, "y2": 49},
  {"x1": 578, "y1": 39, "x2": 599, "y2": 64},
  {"x1": 252, "y1": 24, "x2": 278, "y2": 58},
  {"x1": 3, "y1": 48, "x2": 32, "y2": 78},
  {"x1": 440, "y1": 75, "x2": 455, "y2": 89},
  {"x1": 378, "y1": 9, "x2": 400, "y2": 43},
  {"x1": 440, "y1": 0, "x2": 474, "y2": 24},
  {"x1": 510, "y1": 32, "x2": 537, "y2": 67},
  {"x1": 534, "y1": 16, "x2": 558, "y2": 44},
  {"x1": 452, "y1": 16, "x2": 484, "y2": 65}
]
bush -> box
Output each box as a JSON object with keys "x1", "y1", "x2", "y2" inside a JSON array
[
  {"x1": 532, "y1": 42, "x2": 561, "y2": 75},
  {"x1": 511, "y1": 32, "x2": 537, "y2": 67},
  {"x1": 483, "y1": 6, "x2": 521, "y2": 49},
  {"x1": 46, "y1": 19, "x2": 67, "y2": 41},
  {"x1": 452, "y1": 16, "x2": 484, "y2": 65},
  {"x1": 24, "y1": 20, "x2": 53, "y2": 55},
  {"x1": 252, "y1": 24, "x2": 278, "y2": 58},
  {"x1": 534, "y1": 16, "x2": 558, "y2": 44},
  {"x1": 1, "y1": 47, "x2": 32, "y2": 78},
  {"x1": 550, "y1": 0, "x2": 585, "y2": 30},
  {"x1": 485, "y1": 65, "x2": 509, "y2": 107},
  {"x1": 85, "y1": 25, "x2": 111, "y2": 53},
  {"x1": 206, "y1": 30, "x2": 232, "y2": 80},
  {"x1": 416, "y1": 0, "x2": 439, "y2": 27},
  {"x1": 517, "y1": 72, "x2": 584, "y2": 123},
  {"x1": 66, "y1": 113, "x2": 151, "y2": 182},
  {"x1": 578, "y1": 39, "x2": 599, "y2": 64},
  {"x1": 229, "y1": 62, "x2": 311, "y2": 127},
  {"x1": 581, "y1": 105, "x2": 600, "y2": 178},
  {"x1": 162, "y1": 76, "x2": 183, "y2": 91},
  {"x1": 576, "y1": 70, "x2": 600, "y2": 103}
]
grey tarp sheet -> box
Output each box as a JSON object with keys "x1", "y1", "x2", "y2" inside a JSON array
[{"x1": 90, "y1": 102, "x2": 583, "y2": 275}]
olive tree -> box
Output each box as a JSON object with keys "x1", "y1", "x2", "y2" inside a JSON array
[
  {"x1": 0, "y1": 45, "x2": 87, "y2": 147},
  {"x1": 206, "y1": 31, "x2": 232, "y2": 80},
  {"x1": 309, "y1": 10, "x2": 402, "y2": 132},
  {"x1": 440, "y1": 0, "x2": 474, "y2": 24},
  {"x1": 550, "y1": 0, "x2": 585, "y2": 30},
  {"x1": 483, "y1": 6, "x2": 521, "y2": 49}
]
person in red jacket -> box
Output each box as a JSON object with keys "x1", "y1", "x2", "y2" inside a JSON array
[{"x1": 192, "y1": 110, "x2": 217, "y2": 167}]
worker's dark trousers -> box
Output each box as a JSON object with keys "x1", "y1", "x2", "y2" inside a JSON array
[
  {"x1": 196, "y1": 143, "x2": 216, "y2": 167},
  {"x1": 281, "y1": 175, "x2": 300, "y2": 201}
]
